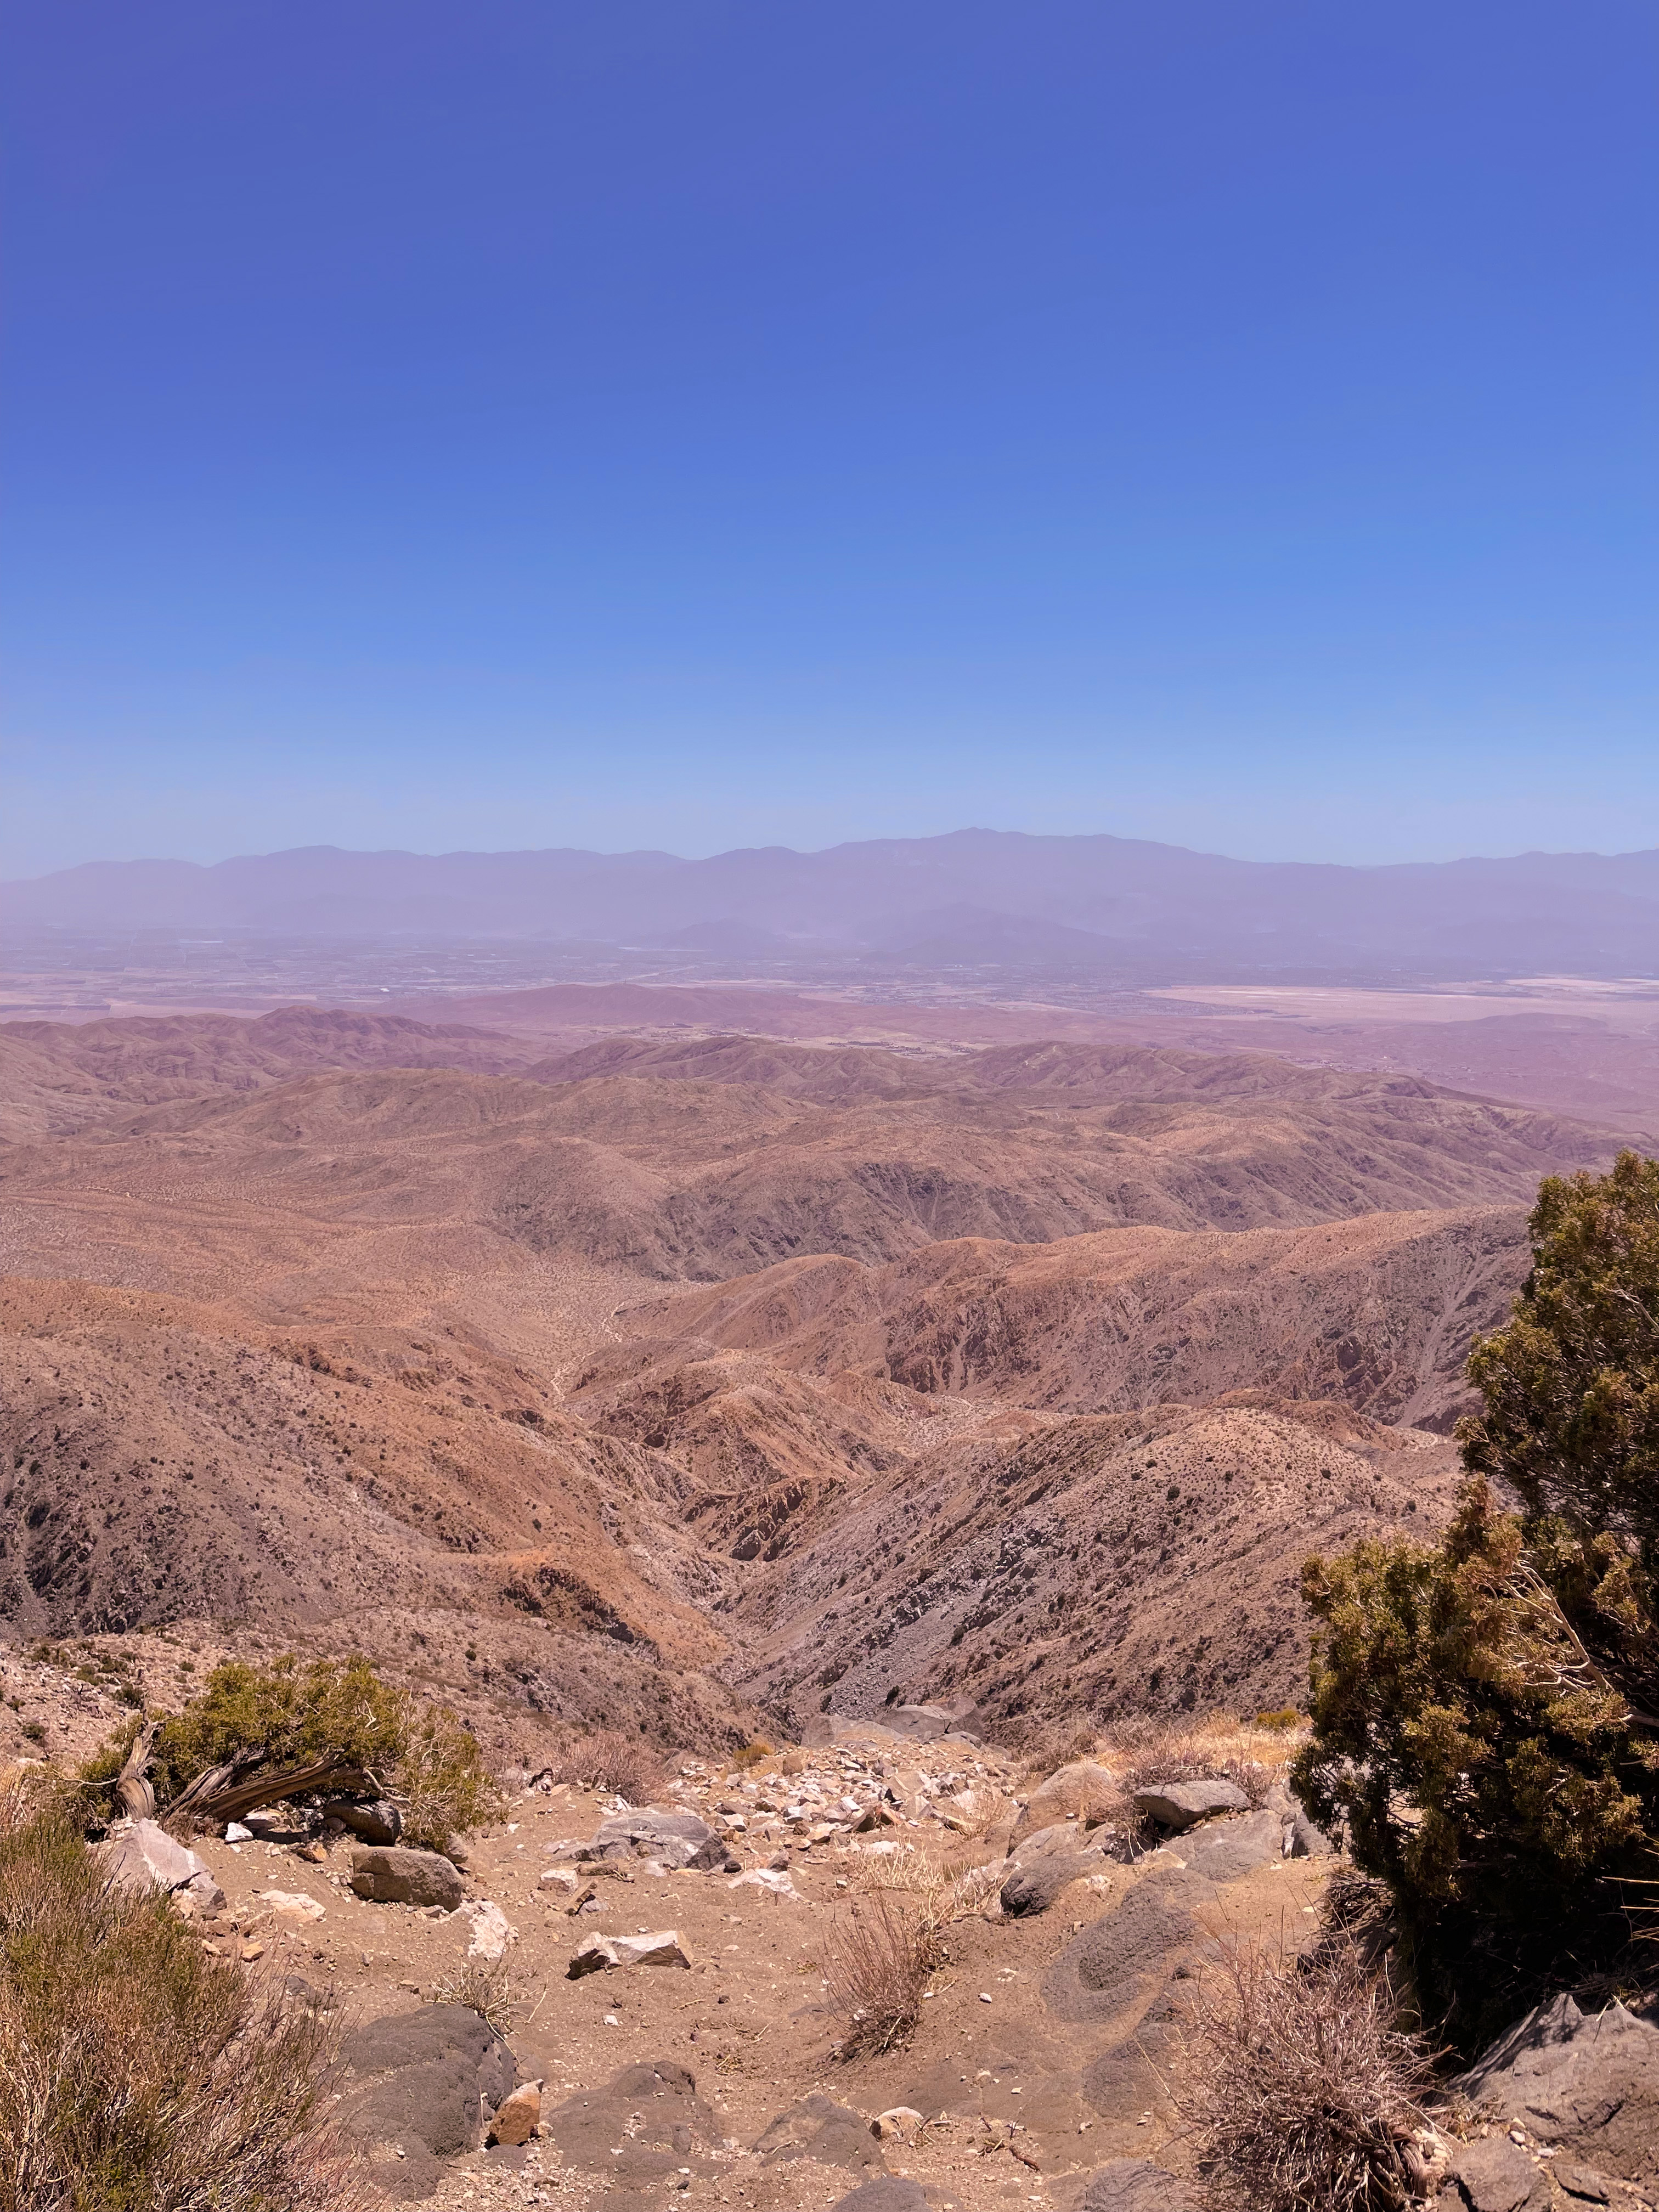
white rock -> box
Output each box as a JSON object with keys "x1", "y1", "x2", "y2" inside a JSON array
[
  {"x1": 255, "y1": 1888, "x2": 326, "y2": 1923},
  {"x1": 224, "y1": 1821, "x2": 253, "y2": 1842},
  {"x1": 568, "y1": 1928, "x2": 693, "y2": 1974},
  {"x1": 871, "y1": 2107, "x2": 925, "y2": 2142},
  {"x1": 540, "y1": 1866, "x2": 580, "y2": 1892},
  {"x1": 99, "y1": 1818, "x2": 212, "y2": 1899},
  {"x1": 463, "y1": 1900, "x2": 518, "y2": 1959},
  {"x1": 727, "y1": 1868, "x2": 799, "y2": 1902}
]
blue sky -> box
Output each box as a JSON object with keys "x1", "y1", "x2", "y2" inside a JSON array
[{"x1": 4, "y1": 0, "x2": 1655, "y2": 877}]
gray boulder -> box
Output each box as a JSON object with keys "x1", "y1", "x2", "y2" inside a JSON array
[
  {"x1": 1081, "y1": 2160, "x2": 1196, "y2": 2212},
  {"x1": 323, "y1": 1796, "x2": 403, "y2": 1846},
  {"x1": 1001, "y1": 1852, "x2": 1101, "y2": 1916},
  {"x1": 349, "y1": 1846, "x2": 464, "y2": 1910},
  {"x1": 1442, "y1": 2135, "x2": 1550, "y2": 2212},
  {"x1": 828, "y1": 2182, "x2": 929, "y2": 2212},
  {"x1": 1453, "y1": 1996, "x2": 1659, "y2": 2197},
  {"x1": 339, "y1": 2002, "x2": 516, "y2": 2198},
  {"x1": 1184, "y1": 1810, "x2": 1283, "y2": 1882},
  {"x1": 755, "y1": 2092, "x2": 886, "y2": 2171},
  {"x1": 585, "y1": 1807, "x2": 725, "y2": 1870},
  {"x1": 1132, "y1": 1780, "x2": 1247, "y2": 1829}
]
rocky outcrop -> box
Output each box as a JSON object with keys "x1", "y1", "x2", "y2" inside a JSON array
[
  {"x1": 1453, "y1": 1996, "x2": 1659, "y2": 2198},
  {"x1": 338, "y1": 2003, "x2": 517, "y2": 2198},
  {"x1": 583, "y1": 1807, "x2": 729, "y2": 1870},
  {"x1": 1132, "y1": 1781, "x2": 1247, "y2": 1829}
]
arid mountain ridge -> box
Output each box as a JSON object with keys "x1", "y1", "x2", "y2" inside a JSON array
[
  {"x1": 9, "y1": 827, "x2": 1659, "y2": 978},
  {"x1": 0, "y1": 994, "x2": 1639, "y2": 1759}
]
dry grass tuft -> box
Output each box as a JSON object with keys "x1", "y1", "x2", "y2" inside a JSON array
[
  {"x1": 0, "y1": 1778, "x2": 359, "y2": 2211},
  {"x1": 826, "y1": 1889, "x2": 943, "y2": 2056},
  {"x1": 429, "y1": 1955, "x2": 517, "y2": 2035},
  {"x1": 551, "y1": 1727, "x2": 667, "y2": 1805},
  {"x1": 1181, "y1": 1942, "x2": 1434, "y2": 2212}
]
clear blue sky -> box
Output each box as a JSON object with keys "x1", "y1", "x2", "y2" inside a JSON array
[{"x1": 4, "y1": 1, "x2": 1655, "y2": 877}]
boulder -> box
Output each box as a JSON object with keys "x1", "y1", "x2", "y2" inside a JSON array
[
  {"x1": 99, "y1": 1818, "x2": 212, "y2": 1899},
  {"x1": 828, "y1": 2181, "x2": 929, "y2": 2212},
  {"x1": 1017, "y1": 1760, "x2": 1117, "y2": 1837},
  {"x1": 1184, "y1": 1810, "x2": 1284, "y2": 1882},
  {"x1": 338, "y1": 2002, "x2": 516, "y2": 2198},
  {"x1": 1132, "y1": 1780, "x2": 1248, "y2": 1829},
  {"x1": 1045, "y1": 1868, "x2": 1218, "y2": 2025},
  {"x1": 1001, "y1": 1852, "x2": 1102, "y2": 1917},
  {"x1": 488, "y1": 2081, "x2": 541, "y2": 2148},
  {"x1": 543, "y1": 2059, "x2": 719, "y2": 2185},
  {"x1": 349, "y1": 1846, "x2": 464, "y2": 1911},
  {"x1": 567, "y1": 1929, "x2": 692, "y2": 1977},
  {"x1": 1442, "y1": 2135, "x2": 1550, "y2": 2212},
  {"x1": 585, "y1": 1807, "x2": 725, "y2": 1870},
  {"x1": 1081, "y1": 2159, "x2": 1196, "y2": 2212},
  {"x1": 756, "y1": 2092, "x2": 887, "y2": 2171},
  {"x1": 323, "y1": 1796, "x2": 403, "y2": 1846},
  {"x1": 1453, "y1": 1996, "x2": 1659, "y2": 2197}
]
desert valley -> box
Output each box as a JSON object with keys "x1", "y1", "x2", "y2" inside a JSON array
[{"x1": 5, "y1": 934, "x2": 1659, "y2": 2211}]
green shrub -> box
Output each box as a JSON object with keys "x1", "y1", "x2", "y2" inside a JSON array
[
  {"x1": 396, "y1": 1701, "x2": 506, "y2": 1851},
  {"x1": 0, "y1": 1778, "x2": 356, "y2": 2209},
  {"x1": 81, "y1": 1654, "x2": 501, "y2": 1852},
  {"x1": 1293, "y1": 1155, "x2": 1659, "y2": 2042},
  {"x1": 147, "y1": 1654, "x2": 408, "y2": 1804}
]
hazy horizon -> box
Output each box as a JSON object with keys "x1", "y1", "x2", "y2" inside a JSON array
[{"x1": 10, "y1": 822, "x2": 1659, "y2": 888}]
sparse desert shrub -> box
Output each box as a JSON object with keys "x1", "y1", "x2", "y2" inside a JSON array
[
  {"x1": 731, "y1": 1738, "x2": 775, "y2": 1770},
  {"x1": 850, "y1": 1842, "x2": 1003, "y2": 1935},
  {"x1": 552, "y1": 1726, "x2": 667, "y2": 1804},
  {"x1": 0, "y1": 1778, "x2": 357, "y2": 2211},
  {"x1": 1182, "y1": 1941, "x2": 1432, "y2": 2212},
  {"x1": 826, "y1": 1889, "x2": 942, "y2": 2055},
  {"x1": 1255, "y1": 1707, "x2": 1303, "y2": 1733}
]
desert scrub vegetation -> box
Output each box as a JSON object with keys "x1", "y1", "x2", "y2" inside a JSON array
[
  {"x1": 0, "y1": 1778, "x2": 357, "y2": 2211},
  {"x1": 1181, "y1": 1940, "x2": 1433, "y2": 2212},
  {"x1": 1293, "y1": 1153, "x2": 1659, "y2": 2041},
  {"x1": 549, "y1": 1725, "x2": 667, "y2": 1804},
  {"x1": 80, "y1": 1652, "x2": 503, "y2": 1852},
  {"x1": 826, "y1": 1888, "x2": 943, "y2": 2056}
]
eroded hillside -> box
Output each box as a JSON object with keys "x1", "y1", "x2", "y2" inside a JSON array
[{"x1": 0, "y1": 1004, "x2": 1601, "y2": 1758}]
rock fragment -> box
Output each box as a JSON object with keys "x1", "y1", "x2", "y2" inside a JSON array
[
  {"x1": 349, "y1": 1846, "x2": 464, "y2": 1910},
  {"x1": 567, "y1": 1929, "x2": 692, "y2": 1976},
  {"x1": 488, "y1": 2081, "x2": 541, "y2": 2148},
  {"x1": 1131, "y1": 1781, "x2": 1248, "y2": 1829}
]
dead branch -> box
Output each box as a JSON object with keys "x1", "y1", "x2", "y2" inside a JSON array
[
  {"x1": 162, "y1": 1762, "x2": 380, "y2": 1834},
  {"x1": 115, "y1": 1719, "x2": 160, "y2": 1823}
]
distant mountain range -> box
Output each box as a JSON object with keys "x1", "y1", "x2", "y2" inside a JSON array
[{"x1": 7, "y1": 830, "x2": 1659, "y2": 981}]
